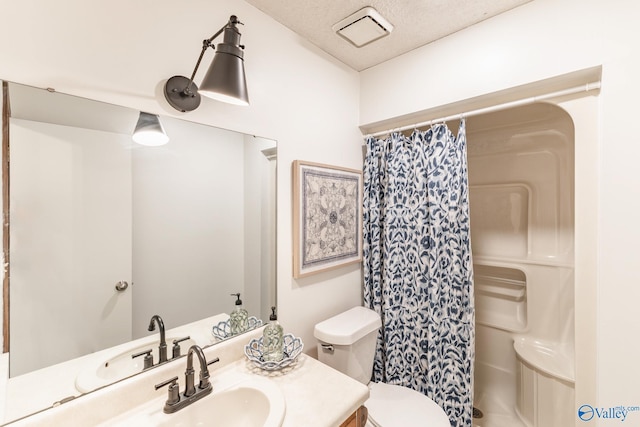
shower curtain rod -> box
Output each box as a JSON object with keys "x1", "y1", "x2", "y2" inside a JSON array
[{"x1": 367, "y1": 81, "x2": 601, "y2": 138}]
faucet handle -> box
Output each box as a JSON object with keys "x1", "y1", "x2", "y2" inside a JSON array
[
  {"x1": 172, "y1": 336, "x2": 191, "y2": 359},
  {"x1": 132, "y1": 349, "x2": 154, "y2": 370},
  {"x1": 199, "y1": 357, "x2": 220, "y2": 389},
  {"x1": 155, "y1": 376, "x2": 180, "y2": 406},
  {"x1": 207, "y1": 356, "x2": 221, "y2": 368}
]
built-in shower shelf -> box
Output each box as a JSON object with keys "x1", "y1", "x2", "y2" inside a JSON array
[
  {"x1": 475, "y1": 264, "x2": 526, "y2": 301},
  {"x1": 476, "y1": 280, "x2": 525, "y2": 300},
  {"x1": 515, "y1": 337, "x2": 576, "y2": 427},
  {"x1": 477, "y1": 312, "x2": 527, "y2": 333},
  {"x1": 474, "y1": 255, "x2": 573, "y2": 269},
  {"x1": 474, "y1": 264, "x2": 527, "y2": 332},
  {"x1": 514, "y1": 337, "x2": 575, "y2": 383}
]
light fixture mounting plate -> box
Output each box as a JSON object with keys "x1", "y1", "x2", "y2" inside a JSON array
[{"x1": 164, "y1": 75, "x2": 201, "y2": 112}]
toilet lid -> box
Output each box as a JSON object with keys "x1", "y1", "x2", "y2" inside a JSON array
[{"x1": 366, "y1": 382, "x2": 451, "y2": 427}]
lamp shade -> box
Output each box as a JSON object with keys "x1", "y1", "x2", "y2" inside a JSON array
[
  {"x1": 163, "y1": 15, "x2": 249, "y2": 111},
  {"x1": 132, "y1": 112, "x2": 169, "y2": 146},
  {"x1": 199, "y1": 23, "x2": 249, "y2": 106},
  {"x1": 199, "y1": 51, "x2": 249, "y2": 106}
]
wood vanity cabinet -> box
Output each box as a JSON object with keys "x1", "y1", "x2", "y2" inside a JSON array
[{"x1": 340, "y1": 405, "x2": 368, "y2": 427}]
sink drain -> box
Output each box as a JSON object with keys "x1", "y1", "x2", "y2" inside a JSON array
[{"x1": 473, "y1": 407, "x2": 484, "y2": 419}]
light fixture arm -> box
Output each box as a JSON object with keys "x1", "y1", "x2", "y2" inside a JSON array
[
  {"x1": 181, "y1": 16, "x2": 243, "y2": 97},
  {"x1": 164, "y1": 15, "x2": 248, "y2": 111}
]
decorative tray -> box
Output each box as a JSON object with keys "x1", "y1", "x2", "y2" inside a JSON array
[
  {"x1": 244, "y1": 334, "x2": 304, "y2": 371},
  {"x1": 211, "y1": 316, "x2": 263, "y2": 340}
]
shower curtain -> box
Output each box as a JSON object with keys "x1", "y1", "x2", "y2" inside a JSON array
[{"x1": 363, "y1": 120, "x2": 475, "y2": 427}]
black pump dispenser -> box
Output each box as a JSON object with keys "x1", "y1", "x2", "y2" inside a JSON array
[
  {"x1": 231, "y1": 293, "x2": 242, "y2": 305},
  {"x1": 270, "y1": 306, "x2": 278, "y2": 321}
]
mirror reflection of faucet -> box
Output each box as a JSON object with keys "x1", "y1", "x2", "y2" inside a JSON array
[
  {"x1": 172, "y1": 336, "x2": 191, "y2": 359},
  {"x1": 148, "y1": 314, "x2": 168, "y2": 363},
  {"x1": 131, "y1": 335, "x2": 192, "y2": 373},
  {"x1": 131, "y1": 349, "x2": 154, "y2": 370}
]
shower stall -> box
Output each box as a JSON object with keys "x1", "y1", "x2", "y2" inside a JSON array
[
  {"x1": 359, "y1": 71, "x2": 599, "y2": 426},
  {"x1": 466, "y1": 102, "x2": 577, "y2": 427}
]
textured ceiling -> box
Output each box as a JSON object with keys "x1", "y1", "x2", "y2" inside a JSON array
[{"x1": 244, "y1": 0, "x2": 532, "y2": 71}]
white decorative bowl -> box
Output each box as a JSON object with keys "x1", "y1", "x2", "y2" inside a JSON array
[
  {"x1": 212, "y1": 316, "x2": 263, "y2": 340},
  {"x1": 244, "y1": 334, "x2": 304, "y2": 371}
]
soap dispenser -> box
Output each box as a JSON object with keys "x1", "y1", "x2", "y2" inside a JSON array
[
  {"x1": 262, "y1": 306, "x2": 284, "y2": 362},
  {"x1": 229, "y1": 293, "x2": 248, "y2": 335}
]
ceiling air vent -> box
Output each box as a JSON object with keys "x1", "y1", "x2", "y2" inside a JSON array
[{"x1": 332, "y1": 7, "x2": 393, "y2": 48}]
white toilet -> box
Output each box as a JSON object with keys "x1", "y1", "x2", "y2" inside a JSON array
[{"x1": 314, "y1": 306, "x2": 451, "y2": 427}]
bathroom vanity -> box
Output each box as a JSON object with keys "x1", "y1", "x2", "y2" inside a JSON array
[
  {"x1": 340, "y1": 407, "x2": 368, "y2": 427},
  {"x1": 1, "y1": 314, "x2": 228, "y2": 422},
  {"x1": 5, "y1": 327, "x2": 369, "y2": 427}
]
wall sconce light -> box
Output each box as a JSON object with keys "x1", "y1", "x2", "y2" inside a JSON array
[
  {"x1": 164, "y1": 15, "x2": 249, "y2": 112},
  {"x1": 132, "y1": 112, "x2": 169, "y2": 146}
]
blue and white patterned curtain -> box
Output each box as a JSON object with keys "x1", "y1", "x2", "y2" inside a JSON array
[{"x1": 363, "y1": 120, "x2": 475, "y2": 427}]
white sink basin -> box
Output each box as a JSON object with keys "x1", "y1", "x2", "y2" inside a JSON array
[
  {"x1": 99, "y1": 375, "x2": 286, "y2": 427},
  {"x1": 75, "y1": 336, "x2": 197, "y2": 392}
]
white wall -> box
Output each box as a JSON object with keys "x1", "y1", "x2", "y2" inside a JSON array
[
  {"x1": 10, "y1": 119, "x2": 133, "y2": 375},
  {"x1": 360, "y1": 0, "x2": 640, "y2": 420},
  {"x1": 0, "y1": 0, "x2": 363, "y2": 359},
  {"x1": 242, "y1": 135, "x2": 277, "y2": 321},
  {"x1": 0, "y1": 83, "x2": 4, "y2": 351}
]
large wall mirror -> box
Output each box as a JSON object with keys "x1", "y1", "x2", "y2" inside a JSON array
[{"x1": 0, "y1": 81, "x2": 277, "y2": 423}]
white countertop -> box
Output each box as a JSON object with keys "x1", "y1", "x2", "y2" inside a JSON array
[
  {"x1": 230, "y1": 354, "x2": 369, "y2": 427},
  {"x1": 5, "y1": 327, "x2": 369, "y2": 426},
  {"x1": 1, "y1": 313, "x2": 228, "y2": 424}
]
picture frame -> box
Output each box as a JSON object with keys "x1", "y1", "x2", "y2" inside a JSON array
[{"x1": 292, "y1": 160, "x2": 363, "y2": 278}]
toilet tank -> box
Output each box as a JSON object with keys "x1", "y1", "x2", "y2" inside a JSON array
[{"x1": 314, "y1": 306, "x2": 381, "y2": 385}]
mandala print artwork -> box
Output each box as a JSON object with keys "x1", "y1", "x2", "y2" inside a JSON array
[{"x1": 293, "y1": 161, "x2": 362, "y2": 278}]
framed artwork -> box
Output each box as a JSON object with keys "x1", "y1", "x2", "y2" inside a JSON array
[{"x1": 292, "y1": 160, "x2": 362, "y2": 278}]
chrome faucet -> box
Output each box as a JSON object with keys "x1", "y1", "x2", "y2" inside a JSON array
[
  {"x1": 184, "y1": 345, "x2": 213, "y2": 397},
  {"x1": 148, "y1": 314, "x2": 168, "y2": 363},
  {"x1": 154, "y1": 345, "x2": 220, "y2": 414}
]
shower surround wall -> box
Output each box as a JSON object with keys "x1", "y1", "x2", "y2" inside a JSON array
[{"x1": 467, "y1": 103, "x2": 575, "y2": 427}]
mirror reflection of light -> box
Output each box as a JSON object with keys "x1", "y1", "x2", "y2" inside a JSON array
[
  {"x1": 132, "y1": 129, "x2": 170, "y2": 146},
  {"x1": 132, "y1": 112, "x2": 170, "y2": 146}
]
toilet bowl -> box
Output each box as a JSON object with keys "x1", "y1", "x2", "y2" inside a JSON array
[
  {"x1": 314, "y1": 306, "x2": 450, "y2": 427},
  {"x1": 365, "y1": 382, "x2": 450, "y2": 427}
]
